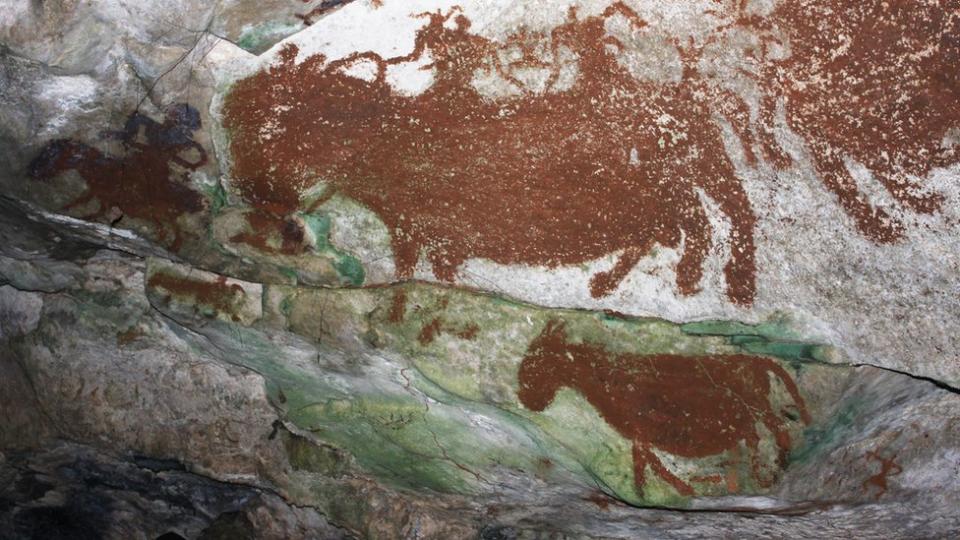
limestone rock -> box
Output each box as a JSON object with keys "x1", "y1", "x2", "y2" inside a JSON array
[{"x1": 2, "y1": 0, "x2": 960, "y2": 538}]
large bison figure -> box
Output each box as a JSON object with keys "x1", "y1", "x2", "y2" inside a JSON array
[{"x1": 224, "y1": 3, "x2": 760, "y2": 304}]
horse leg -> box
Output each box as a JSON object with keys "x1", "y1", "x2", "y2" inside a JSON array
[
  {"x1": 807, "y1": 139, "x2": 904, "y2": 243},
  {"x1": 633, "y1": 442, "x2": 694, "y2": 497},
  {"x1": 589, "y1": 240, "x2": 653, "y2": 298}
]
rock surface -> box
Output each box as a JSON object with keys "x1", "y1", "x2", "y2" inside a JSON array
[{"x1": 2, "y1": 0, "x2": 960, "y2": 538}]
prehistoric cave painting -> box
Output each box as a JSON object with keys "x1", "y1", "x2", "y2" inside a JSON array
[
  {"x1": 229, "y1": 211, "x2": 309, "y2": 256},
  {"x1": 147, "y1": 271, "x2": 247, "y2": 322},
  {"x1": 754, "y1": 0, "x2": 958, "y2": 241},
  {"x1": 516, "y1": 320, "x2": 811, "y2": 497},
  {"x1": 28, "y1": 104, "x2": 207, "y2": 251},
  {"x1": 417, "y1": 316, "x2": 480, "y2": 345},
  {"x1": 224, "y1": 2, "x2": 759, "y2": 304},
  {"x1": 862, "y1": 449, "x2": 903, "y2": 498}
]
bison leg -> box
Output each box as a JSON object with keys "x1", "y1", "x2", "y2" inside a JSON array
[
  {"x1": 807, "y1": 140, "x2": 904, "y2": 243},
  {"x1": 391, "y1": 228, "x2": 421, "y2": 281},
  {"x1": 589, "y1": 242, "x2": 652, "y2": 298},
  {"x1": 696, "y1": 165, "x2": 757, "y2": 305},
  {"x1": 633, "y1": 442, "x2": 695, "y2": 497},
  {"x1": 676, "y1": 202, "x2": 711, "y2": 297},
  {"x1": 427, "y1": 247, "x2": 464, "y2": 283},
  {"x1": 862, "y1": 158, "x2": 944, "y2": 215}
]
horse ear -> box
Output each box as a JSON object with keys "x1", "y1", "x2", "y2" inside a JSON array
[{"x1": 542, "y1": 319, "x2": 567, "y2": 339}]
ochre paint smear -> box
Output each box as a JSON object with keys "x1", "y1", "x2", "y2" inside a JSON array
[
  {"x1": 757, "y1": 0, "x2": 957, "y2": 241},
  {"x1": 516, "y1": 320, "x2": 811, "y2": 497},
  {"x1": 230, "y1": 211, "x2": 308, "y2": 255},
  {"x1": 148, "y1": 271, "x2": 247, "y2": 322},
  {"x1": 28, "y1": 104, "x2": 207, "y2": 252},
  {"x1": 224, "y1": 3, "x2": 758, "y2": 304},
  {"x1": 862, "y1": 450, "x2": 903, "y2": 498}
]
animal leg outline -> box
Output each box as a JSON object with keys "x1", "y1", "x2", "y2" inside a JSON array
[
  {"x1": 675, "y1": 201, "x2": 712, "y2": 297},
  {"x1": 632, "y1": 441, "x2": 695, "y2": 497},
  {"x1": 589, "y1": 241, "x2": 653, "y2": 298},
  {"x1": 807, "y1": 139, "x2": 904, "y2": 243}
]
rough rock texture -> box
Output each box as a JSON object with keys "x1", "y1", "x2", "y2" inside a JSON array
[{"x1": 2, "y1": 0, "x2": 960, "y2": 538}]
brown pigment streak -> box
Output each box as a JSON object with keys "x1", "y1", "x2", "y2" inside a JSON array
[
  {"x1": 223, "y1": 3, "x2": 758, "y2": 304},
  {"x1": 148, "y1": 271, "x2": 246, "y2": 321},
  {"x1": 28, "y1": 104, "x2": 207, "y2": 252},
  {"x1": 416, "y1": 316, "x2": 479, "y2": 344},
  {"x1": 230, "y1": 211, "x2": 308, "y2": 255},
  {"x1": 417, "y1": 317, "x2": 443, "y2": 345},
  {"x1": 516, "y1": 319, "x2": 811, "y2": 497},
  {"x1": 862, "y1": 450, "x2": 903, "y2": 498},
  {"x1": 757, "y1": 0, "x2": 957, "y2": 242}
]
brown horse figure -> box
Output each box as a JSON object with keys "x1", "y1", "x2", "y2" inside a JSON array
[
  {"x1": 224, "y1": 3, "x2": 760, "y2": 303},
  {"x1": 516, "y1": 319, "x2": 811, "y2": 497},
  {"x1": 753, "y1": 0, "x2": 959, "y2": 241},
  {"x1": 28, "y1": 104, "x2": 207, "y2": 251}
]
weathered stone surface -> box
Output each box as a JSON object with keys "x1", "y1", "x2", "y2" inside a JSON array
[{"x1": 2, "y1": 0, "x2": 960, "y2": 537}]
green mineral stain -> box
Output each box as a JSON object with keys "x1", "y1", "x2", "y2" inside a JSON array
[
  {"x1": 236, "y1": 21, "x2": 302, "y2": 54},
  {"x1": 301, "y1": 213, "x2": 365, "y2": 286},
  {"x1": 681, "y1": 316, "x2": 796, "y2": 340},
  {"x1": 682, "y1": 317, "x2": 829, "y2": 363},
  {"x1": 278, "y1": 295, "x2": 294, "y2": 317},
  {"x1": 791, "y1": 400, "x2": 861, "y2": 464},
  {"x1": 283, "y1": 430, "x2": 346, "y2": 476},
  {"x1": 201, "y1": 179, "x2": 229, "y2": 215},
  {"x1": 278, "y1": 266, "x2": 299, "y2": 284}
]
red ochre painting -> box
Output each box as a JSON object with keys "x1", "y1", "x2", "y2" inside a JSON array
[
  {"x1": 517, "y1": 320, "x2": 812, "y2": 497},
  {"x1": 28, "y1": 104, "x2": 208, "y2": 252},
  {"x1": 223, "y1": 0, "x2": 957, "y2": 304}
]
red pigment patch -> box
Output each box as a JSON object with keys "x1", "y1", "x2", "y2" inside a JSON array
[
  {"x1": 516, "y1": 320, "x2": 811, "y2": 497},
  {"x1": 862, "y1": 450, "x2": 903, "y2": 498},
  {"x1": 230, "y1": 211, "x2": 308, "y2": 255},
  {"x1": 416, "y1": 316, "x2": 480, "y2": 345},
  {"x1": 28, "y1": 104, "x2": 207, "y2": 252},
  {"x1": 148, "y1": 271, "x2": 247, "y2": 322},
  {"x1": 756, "y1": 0, "x2": 957, "y2": 241},
  {"x1": 223, "y1": 2, "x2": 758, "y2": 304}
]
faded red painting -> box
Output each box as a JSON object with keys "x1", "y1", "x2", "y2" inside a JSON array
[
  {"x1": 516, "y1": 320, "x2": 811, "y2": 496},
  {"x1": 28, "y1": 104, "x2": 208, "y2": 251},
  {"x1": 148, "y1": 271, "x2": 247, "y2": 322},
  {"x1": 224, "y1": 0, "x2": 957, "y2": 304}
]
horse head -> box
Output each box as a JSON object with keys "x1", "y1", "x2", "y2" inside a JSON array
[{"x1": 517, "y1": 319, "x2": 574, "y2": 412}]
